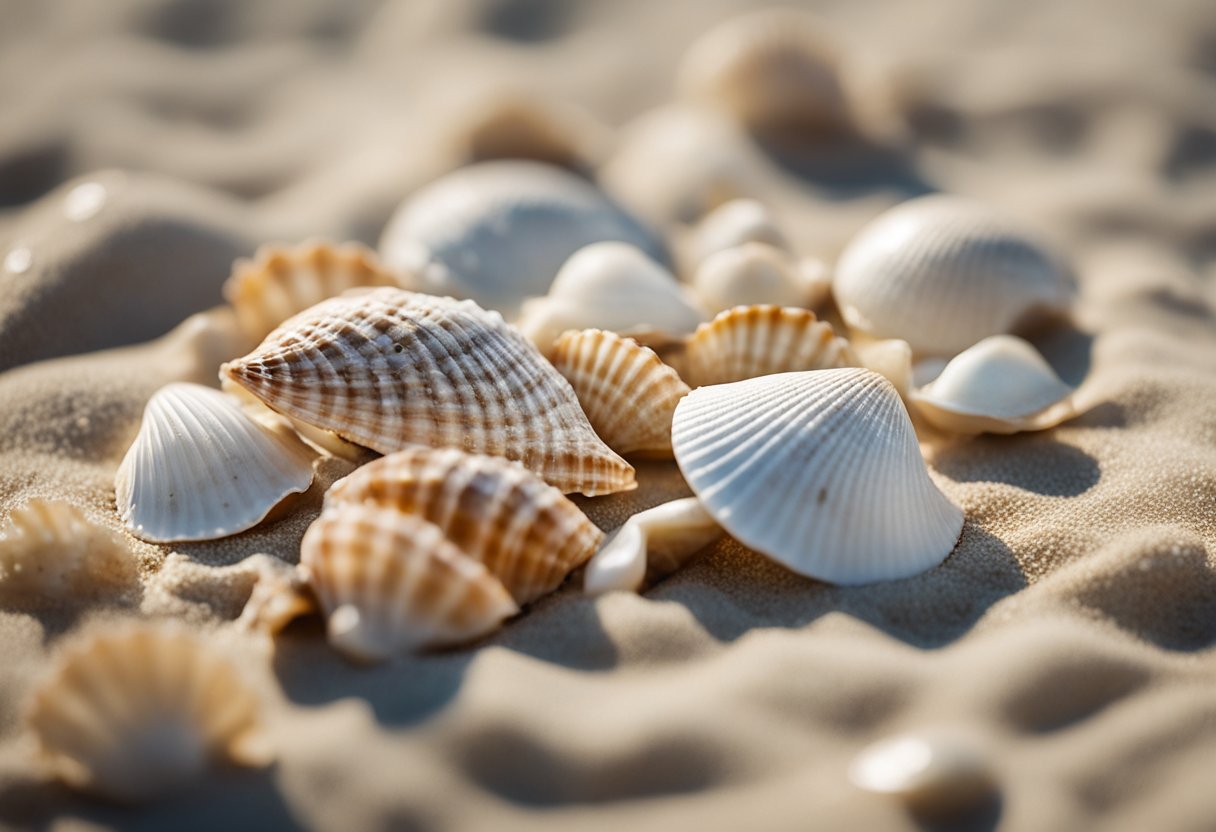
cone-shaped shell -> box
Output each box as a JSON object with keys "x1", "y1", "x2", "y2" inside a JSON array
[
  {"x1": 222, "y1": 288, "x2": 635, "y2": 496},
  {"x1": 671, "y1": 369, "x2": 963, "y2": 585},
  {"x1": 834, "y1": 195, "x2": 1073, "y2": 356},
  {"x1": 683, "y1": 305, "x2": 858, "y2": 388},
  {"x1": 302, "y1": 504, "x2": 518, "y2": 660},
  {"x1": 325, "y1": 447, "x2": 603, "y2": 605},
  {"x1": 910, "y1": 335, "x2": 1077, "y2": 434},
  {"x1": 25, "y1": 625, "x2": 271, "y2": 802},
  {"x1": 691, "y1": 243, "x2": 826, "y2": 314},
  {"x1": 551, "y1": 329, "x2": 690, "y2": 458},
  {"x1": 223, "y1": 240, "x2": 399, "y2": 342},
  {"x1": 583, "y1": 497, "x2": 722, "y2": 595},
  {"x1": 115, "y1": 383, "x2": 316, "y2": 543}
]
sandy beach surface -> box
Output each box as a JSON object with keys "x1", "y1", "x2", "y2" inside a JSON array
[{"x1": 2, "y1": 1, "x2": 1216, "y2": 829}]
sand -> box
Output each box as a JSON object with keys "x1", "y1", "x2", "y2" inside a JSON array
[{"x1": 1, "y1": 0, "x2": 1216, "y2": 829}]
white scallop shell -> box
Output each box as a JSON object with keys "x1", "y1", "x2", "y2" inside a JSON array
[
  {"x1": 910, "y1": 335, "x2": 1077, "y2": 434},
  {"x1": 691, "y1": 243, "x2": 825, "y2": 314},
  {"x1": 25, "y1": 624, "x2": 271, "y2": 802},
  {"x1": 378, "y1": 160, "x2": 666, "y2": 318},
  {"x1": 583, "y1": 498, "x2": 722, "y2": 595},
  {"x1": 834, "y1": 194, "x2": 1073, "y2": 356},
  {"x1": 690, "y1": 198, "x2": 789, "y2": 264},
  {"x1": 849, "y1": 730, "x2": 994, "y2": 813},
  {"x1": 115, "y1": 383, "x2": 316, "y2": 543},
  {"x1": 516, "y1": 242, "x2": 709, "y2": 355},
  {"x1": 671, "y1": 369, "x2": 963, "y2": 585}
]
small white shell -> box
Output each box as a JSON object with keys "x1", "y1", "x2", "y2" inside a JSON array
[
  {"x1": 115, "y1": 383, "x2": 316, "y2": 543},
  {"x1": 910, "y1": 335, "x2": 1077, "y2": 434},
  {"x1": 850, "y1": 730, "x2": 994, "y2": 813},
  {"x1": 834, "y1": 195, "x2": 1073, "y2": 356},
  {"x1": 583, "y1": 498, "x2": 722, "y2": 595},
  {"x1": 671, "y1": 369, "x2": 963, "y2": 585},
  {"x1": 692, "y1": 243, "x2": 825, "y2": 314},
  {"x1": 378, "y1": 160, "x2": 666, "y2": 317},
  {"x1": 516, "y1": 242, "x2": 709, "y2": 355},
  {"x1": 690, "y1": 198, "x2": 789, "y2": 264},
  {"x1": 852, "y1": 337, "x2": 914, "y2": 399}
]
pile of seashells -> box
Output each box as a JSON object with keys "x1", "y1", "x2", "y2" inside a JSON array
[{"x1": 3, "y1": 8, "x2": 1081, "y2": 808}]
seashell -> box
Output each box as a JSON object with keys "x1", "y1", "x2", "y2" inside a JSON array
[
  {"x1": 691, "y1": 243, "x2": 826, "y2": 315},
  {"x1": 302, "y1": 503, "x2": 518, "y2": 660},
  {"x1": 671, "y1": 369, "x2": 964, "y2": 585},
  {"x1": 115, "y1": 383, "x2": 316, "y2": 543},
  {"x1": 677, "y1": 9, "x2": 852, "y2": 137},
  {"x1": 223, "y1": 240, "x2": 399, "y2": 342},
  {"x1": 852, "y1": 337, "x2": 914, "y2": 399},
  {"x1": 584, "y1": 498, "x2": 722, "y2": 595},
  {"x1": 222, "y1": 288, "x2": 635, "y2": 496},
  {"x1": 550, "y1": 329, "x2": 690, "y2": 458},
  {"x1": 682, "y1": 305, "x2": 858, "y2": 388},
  {"x1": 25, "y1": 625, "x2": 271, "y2": 802},
  {"x1": 325, "y1": 447, "x2": 603, "y2": 605},
  {"x1": 833, "y1": 195, "x2": 1074, "y2": 356},
  {"x1": 378, "y1": 160, "x2": 666, "y2": 318},
  {"x1": 910, "y1": 335, "x2": 1077, "y2": 435},
  {"x1": 235, "y1": 555, "x2": 317, "y2": 636},
  {"x1": 516, "y1": 242, "x2": 709, "y2": 356},
  {"x1": 689, "y1": 198, "x2": 789, "y2": 264},
  {"x1": 452, "y1": 90, "x2": 606, "y2": 172},
  {"x1": 849, "y1": 730, "x2": 995, "y2": 814},
  {"x1": 219, "y1": 374, "x2": 370, "y2": 463},
  {"x1": 0, "y1": 500, "x2": 139, "y2": 606}
]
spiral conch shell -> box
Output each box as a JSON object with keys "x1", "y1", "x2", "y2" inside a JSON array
[
  {"x1": 834, "y1": 195, "x2": 1074, "y2": 356},
  {"x1": 682, "y1": 305, "x2": 858, "y2": 388},
  {"x1": 222, "y1": 288, "x2": 636, "y2": 496},
  {"x1": 672, "y1": 369, "x2": 964, "y2": 585},
  {"x1": 551, "y1": 329, "x2": 690, "y2": 458},
  {"x1": 25, "y1": 625, "x2": 271, "y2": 802}
]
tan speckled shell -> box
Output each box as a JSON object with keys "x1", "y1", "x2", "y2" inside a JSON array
[
  {"x1": 326, "y1": 447, "x2": 603, "y2": 605},
  {"x1": 222, "y1": 288, "x2": 636, "y2": 496},
  {"x1": 551, "y1": 329, "x2": 690, "y2": 458},
  {"x1": 683, "y1": 305, "x2": 858, "y2": 388}
]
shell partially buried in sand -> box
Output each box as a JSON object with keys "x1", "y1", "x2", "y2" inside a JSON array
[{"x1": 222, "y1": 288, "x2": 636, "y2": 496}]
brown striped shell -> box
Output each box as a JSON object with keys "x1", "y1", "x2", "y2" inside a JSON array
[
  {"x1": 551, "y1": 329, "x2": 690, "y2": 458},
  {"x1": 221, "y1": 288, "x2": 636, "y2": 496},
  {"x1": 326, "y1": 447, "x2": 603, "y2": 605},
  {"x1": 683, "y1": 305, "x2": 858, "y2": 387}
]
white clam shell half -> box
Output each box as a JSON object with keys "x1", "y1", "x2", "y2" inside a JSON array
[{"x1": 583, "y1": 498, "x2": 723, "y2": 595}]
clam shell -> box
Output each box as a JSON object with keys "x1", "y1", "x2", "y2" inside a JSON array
[
  {"x1": 583, "y1": 497, "x2": 722, "y2": 595},
  {"x1": 325, "y1": 447, "x2": 603, "y2": 605},
  {"x1": 691, "y1": 243, "x2": 826, "y2": 314},
  {"x1": 690, "y1": 198, "x2": 789, "y2": 264},
  {"x1": 223, "y1": 240, "x2": 399, "y2": 342},
  {"x1": 26, "y1": 625, "x2": 271, "y2": 802},
  {"x1": 834, "y1": 195, "x2": 1073, "y2": 356},
  {"x1": 0, "y1": 500, "x2": 139, "y2": 605},
  {"x1": 115, "y1": 383, "x2": 316, "y2": 543},
  {"x1": 551, "y1": 329, "x2": 690, "y2": 458},
  {"x1": 516, "y1": 242, "x2": 709, "y2": 356},
  {"x1": 849, "y1": 730, "x2": 995, "y2": 814},
  {"x1": 222, "y1": 288, "x2": 636, "y2": 496},
  {"x1": 302, "y1": 503, "x2": 518, "y2": 660},
  {"x1": 671, "y1": 369, "x2": 964, "y2": 585},
  {"x1": 910, "y1": 335, "x2": 1077, "y2": 434},
  {"x1": 378, "y1": 160, "x2": 666, "y2": 318},
  {"x1": 682, "y1": 305, "x2": 858, "y2": 388}
]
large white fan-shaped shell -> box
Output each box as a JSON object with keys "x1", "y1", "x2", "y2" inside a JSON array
[{"x1": 671, "y1": 369, "x2": 963, "y2": 585}]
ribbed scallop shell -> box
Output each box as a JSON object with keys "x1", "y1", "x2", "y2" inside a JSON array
[
  {"x1": 583, "y1": 497, "x2": 722, "y2": 595},
  {"x1": 671, "y1": 369, "x2": 964, "y2": 585},
  {"x1": 690, "y1": 198, "x2": 789, "y2": 264},
  {"x1": 910, "y1": 335, "x2": 1077, "y2": 434},
  {"x1": 115, "y1": 383, "x2": 316, "y2": 543},
  {"x1": 834, "y1": 195, "x2": 1073, "y2": 356},
  {"x1": 302, "y1": 504, "x2": 518, "y2": 660},
  {"x1": 691, "y1": 243, "x2": 827, "y2": 314},
  {"x1": 0, "y1": 500, "x2": 139, "y2": 605},
  {"x1": 683, "y1": 305, "x2": 858, "y2": 388},
  {"x1": 222, "y1": 289, "x2": 635, "y2": 496},
  {"x1": 378, "y1": 160, "x2": 666, "y2": 318},
  {"x1": 223, "y1": 240, "x2": 399, "y2": 342},
  {"x1": 551, "y1": 329, "x2": 690, "y2": 458},
  {"x1": 325, "y1": 447, "x2": 603, "y2": 605},
  {"x1": 516, "y1": 242, "x2": 708, "y2": 356},
  {"x1": 26, "y1": 625, "x2": 271, "y2": 802}
]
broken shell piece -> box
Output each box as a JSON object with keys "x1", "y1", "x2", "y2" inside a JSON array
[
  {"x1": 692, "y1": 243, "x2": 825, "y2": 314},
  {"x1": 223, "y1": 240, "x2": 399, "y2": 342},
  {"x1": 682, "y1": 305, "x2": 858, "y2": 388},
  {"x1": 25, "y1": 624, "x2": 271, "y2": 802},
  {"x1": 910, "y1": 335, "x2": 1077, "y2": 435},
  {"x1": 584, "y1": 498, "x2": 722, "y2": 595},
  {"x1": 302, "y1": 504, "x2": 518, "y2": 660},
  {"x1": 516, "y1": 242, "x2": 708, "y2": 356},
  {"x1": 325, "y1": 447, "x2": 603, "y2": 605},
  {"x1": 849, "y1": 730, "x2": 995, "y2": 814},
  {"x1": 672, "y1": 369, "x2": 963, "y2": 585},
  {"x1": 690, "y1": 198, "x2": 789, "y2": 264},
  {"x1": 222, "y1": 288, "x2": 635, "y2": 496},
  {"x1": 551, "y1": 329, "x2": 690, "y2": 458},
  {"x1": 115, "y1": 383, "x2": 316, "y2": 543},
  {"x1": 853, "y1": 337, "x2": 913, "y2": 399}
]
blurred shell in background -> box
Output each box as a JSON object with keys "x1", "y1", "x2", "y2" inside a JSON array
[
  {"x1": 692, "y1": 242, "x2": 830, "y2": 314},
  {"x1": 449, "y1": 89, "x2": 609, "y2": 173},
  {"x1": 688, "y1": 198, "x2": 790, "y2": 264},
  {"x1": 850, "y1": 730, "x2": 995, "y2": 815}
]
